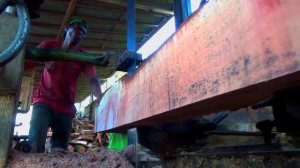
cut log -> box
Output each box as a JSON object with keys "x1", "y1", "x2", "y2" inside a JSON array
[
  {"x1": 70, "y1": 132, "x2": 80, "y2": 139},
  {"x1": 74, "y1": 145, "x2": 86, "y2": 153},
  {"x1": 76, "y1": 135, "x2": 95, "y2": 142},
  {"x1": 80, "y1": 129, "x2": 95, "y2": 135},
  {"x1": 68, "y1": 145, "x2": 75, "y2": 153},
  {"x1": 70, "y1": 140, "x2": 88, "y2": 146}
]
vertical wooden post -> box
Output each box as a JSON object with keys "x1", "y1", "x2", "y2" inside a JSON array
[{"x1": 0, "y1": 13, "x2": 24, "y2": 168}]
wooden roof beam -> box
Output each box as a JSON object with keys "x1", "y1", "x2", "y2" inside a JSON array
[
  {"x1": 100, "y1": 8, "x2": 126, "y2": 50},
  {"x1": 37, "y1": 10, "x2": 159, "y2": 28},
  {"x1": 31, "y1": 23, "x2": 148, "y2": 37},
  {"x1": 56, "y1": 0, "x2": 78, "y2": 39},
  {"x1": 28, "y1": 34, "x2": 133, "y2": 46},
  {"x1": 73, "y1": 15, "x2": 158, "y2": 28},
  {"x1": 94, "y1": 0, "x2": 173, "y2": 15},
  {"x1": 78, "y1": 1, "x2": 168, "y2": 17}
]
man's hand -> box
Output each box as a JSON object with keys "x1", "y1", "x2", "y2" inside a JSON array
[
  {"x1": 98, "y1": 52, "x2": 110, "y2": 66},
  {"x1": 89, "y1": 76, "x2": 102, "y2": 101}
]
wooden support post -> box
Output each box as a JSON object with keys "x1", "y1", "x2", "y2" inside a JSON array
[
  {"x1": 0, "y1": 13, "x2": 24, "y2": 167},
  {"x1": 56, "y1": 0, "x2": 78, "y2": 39}
]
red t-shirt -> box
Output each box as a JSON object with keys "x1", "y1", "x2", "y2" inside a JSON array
[{"x1": 32, "y1": 40, "x2": 96, "y2": 117}]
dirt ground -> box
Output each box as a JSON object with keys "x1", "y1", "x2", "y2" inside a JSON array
[
  {"x1": 7, "y1": 147, "x2": 134, "y2": 168},
  {"x1": 165, "y1": 154, "x2": 300, "y2": 168}
]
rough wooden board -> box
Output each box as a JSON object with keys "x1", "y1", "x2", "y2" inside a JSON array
[
  {"x1": 0, "y1": 13, "x2": 24, "y2": 168},
  {"x1": 96, "y1": 0, "x2": 300, "y2": 132},
  {"x1": 19, "y1": 76, "x2": 34, "y2": 112},
  {"x1": 0, "y1": 59, "x2": 24, "y2": 166},
  {"x1": 0, "y1": 95, "x2": 16, "y2": 168},
  {"x1": 0, "y1": 13, "x2": 22, "y2": 91}
]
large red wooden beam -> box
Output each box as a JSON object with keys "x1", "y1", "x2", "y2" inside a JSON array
[{"x1": 96, "y1": 0, "x2": 300, "y2": 132}]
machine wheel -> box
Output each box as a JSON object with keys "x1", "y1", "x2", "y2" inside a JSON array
[{"x1": 0, "y1": 0, "x2": 30, "y2": 67}]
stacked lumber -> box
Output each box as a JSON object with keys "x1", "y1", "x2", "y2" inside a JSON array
[{"x1": 69, "y1": 118, "x2": 99, "y2": 153}]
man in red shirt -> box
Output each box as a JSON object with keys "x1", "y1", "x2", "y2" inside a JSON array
[{"x1": 28, "y1": 18, "x2": 102, "y2": 152}]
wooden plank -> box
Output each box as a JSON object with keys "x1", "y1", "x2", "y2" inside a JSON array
[
  {"x1": 0, "y1": 13, "x2": 24, "y2": 168},
  {"x1": 0, "y1": 95, "x2": 16, "y2": 167},
  {"x1": 96, "y1": 0, "x2": 300, "y2": 132},
  {"x1": 19, "y1": 75, "x2": 34, "y2": 112},
  {"x1": 56, "y1": 0, "x2": 78, "y2": 39}
]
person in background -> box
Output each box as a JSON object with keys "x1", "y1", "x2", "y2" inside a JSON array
[
  {"x1": 27, "y1": 18, "x2": 103, "y2": 153},
  {"x1": 107, "y1": 133, "x2": 128, "y2": 152},
  {"x1": 97, "y1": 132, "x2": 109, "y2": 147}
]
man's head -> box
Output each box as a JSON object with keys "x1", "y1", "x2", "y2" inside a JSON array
[{"x1": 63, "y1": 18, "x2": 88, "y2": 44}]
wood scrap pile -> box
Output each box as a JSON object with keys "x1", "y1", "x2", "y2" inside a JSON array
[{"x1": 47, "y1": 118, "x2": 99, "y2": 153}]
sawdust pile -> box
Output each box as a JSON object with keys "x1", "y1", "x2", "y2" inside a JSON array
[{"x1": 7, "y1": 147, "x2": 134, "y2": 168}]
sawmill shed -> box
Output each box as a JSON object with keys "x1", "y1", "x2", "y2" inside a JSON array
[{"x1": 1, "y1": 0, "x2": 300, "y2": 167}]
